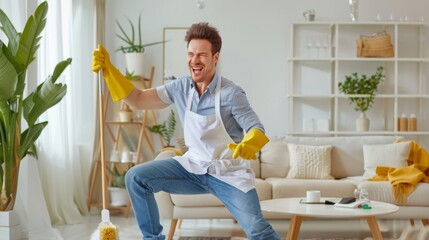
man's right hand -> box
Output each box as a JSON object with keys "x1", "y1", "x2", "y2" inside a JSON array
[{"x1": 92, "y1": 44, "x2": 134, "y2": 102}]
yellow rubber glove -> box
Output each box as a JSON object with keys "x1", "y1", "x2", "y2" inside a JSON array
[
  {"x1": 92, "y1": 44, "x2": 134, "y2": 101},
  {"x1": 227, "y1": 128, "x2": 269, "y2": 160},
  {"x1": 161, "y1": 147, "x2": 183, "y2": 156}
]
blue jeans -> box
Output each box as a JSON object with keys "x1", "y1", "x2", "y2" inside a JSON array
[{"x1": 125, "y1": 158, "x2": 281, "y2": 240}]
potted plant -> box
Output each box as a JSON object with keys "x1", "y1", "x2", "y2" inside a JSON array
[
  {"x1": 116, "y1": 14, "x2": 164, "y2": 78},
  {"x1": 148, "y1": 110, "x2": 176, "y2": 148},
  {"x1": 0, "y1": 1, "x2": 70, "y2": 211},
  {"x1": 125, "y1": 70, "x2": 140, "y2": 81},
  {"x1": 118, "y1": 103, "x2": 133, "y2": 122},
  {"x1": 338, "y1": 66, "x2": 385, "y2": 131},
  {"x1": 106, "y1": 167, "x2": 128, "y2": 207}
]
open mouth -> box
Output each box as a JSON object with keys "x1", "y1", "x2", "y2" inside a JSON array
[{"x1": 192, "y1": 66, "x2": 203, "y2": 74}]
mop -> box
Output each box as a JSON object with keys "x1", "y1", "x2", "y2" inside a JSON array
[{"x1": 97, "y1": 71, "x2": 118, "y2": 240}]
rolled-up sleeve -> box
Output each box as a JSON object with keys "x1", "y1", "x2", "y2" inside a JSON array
[{"x1": 156, "y1": 85, "x2": 173, "y2": 105}]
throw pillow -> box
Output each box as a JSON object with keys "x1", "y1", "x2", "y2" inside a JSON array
[
  {"x1": 286, "y1": 143, "x2": 334, "y2": 179},
  {"x1": 362, "y1": 141, "x2": 411, "y2": 178},
  {"x1": 260, "y1": 139, "x2": 290, "y2": 179}
]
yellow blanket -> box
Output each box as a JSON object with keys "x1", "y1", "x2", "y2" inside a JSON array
[{"x1": 370, "y1": 140, "x2": 429, "y2": 205}]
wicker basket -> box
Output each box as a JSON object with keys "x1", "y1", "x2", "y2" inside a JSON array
[{"x1": 356, "y1": 32, "x2": 394, "y2": 58}]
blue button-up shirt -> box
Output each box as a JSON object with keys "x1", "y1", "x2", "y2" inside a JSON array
[{"x1": 156, "y1": 73, "x2": 264, "y2": 143}]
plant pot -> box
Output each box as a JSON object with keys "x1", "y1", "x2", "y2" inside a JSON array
[
  {"x1": 121, "y1": 151, "x2": 132, "y2": 163},
  {"x1": 107, "y1": 187, "x2": 129, "y2": 207},
  {"x1": 0, "y1": 211, "x2": 21, "y2": 240},
  {"x1": 125, "y1": 52, "x2": 145, "y2": 78},
  {"x1": 356, "y1": 112, "x2": 369, "y2": 132},
  {"x1": 118, "y1": 110, "x2": 133, "y2": 122}
]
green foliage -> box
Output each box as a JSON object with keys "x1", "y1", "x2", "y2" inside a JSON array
[
  {"x1": 148, "y1": 110, "x2": 176, "y2": 147},
  {"x1": 106, "y1": 166, "x2": 126, "y2": 188},
  {"x1": 125, "y1": 70, "x2": 140, "y2": 81},
  {"x1": 0, "y1": 1, "x2": 70, "y2": 211},
  {"x1": 115, "y1": 14, "x2": 164, "y2": 53},
  {"x1": 338, "y1": 66, "x2": 385, "y2": 113}
]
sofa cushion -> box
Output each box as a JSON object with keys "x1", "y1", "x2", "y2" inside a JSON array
[
  {"x1": 286, "y1": 143, "x2": 333, "y2": 179},
  {"x1": 261, "y1": 135, "x2": 402, "y2": 179},
  {"x1": 358, "y1": 181, "x2": 429, "y2": 207},
  {"x1": 250, "y1": 157, "x2": 261, "y2": 179},
  {"x1": 266, "y1": 178, "x2": 356, "y2": 199},
  {"x1": 362, "y1": 141, "x2": 411, "y2": 178},
  {"x1": 260, "y1": 137, "x2": 289, "y2": 178},
  {"x1": 170, "y1": 178, "x2": 272, "y2": 207}
]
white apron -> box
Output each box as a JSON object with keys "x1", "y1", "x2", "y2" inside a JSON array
[{"x1": 173, "y1": 76, "x2": 255, "y2": 192}]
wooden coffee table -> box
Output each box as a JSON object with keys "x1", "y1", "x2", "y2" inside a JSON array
[{"x1": 260, "y1": 197, "x2": 399, "y2": 240}]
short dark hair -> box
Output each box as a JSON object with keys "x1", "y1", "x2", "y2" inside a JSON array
[{"x1": 184, "y1": 22, "x2": 222, "y2": 55}]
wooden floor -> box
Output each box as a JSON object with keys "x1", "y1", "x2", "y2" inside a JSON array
[{"x1": 54, "y1": 213, "x2": 412, "y2": 240}]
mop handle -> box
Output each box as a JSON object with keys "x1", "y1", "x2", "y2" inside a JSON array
[{"x1": 98, "y1": 71, "x2": 107, "y2": 209}]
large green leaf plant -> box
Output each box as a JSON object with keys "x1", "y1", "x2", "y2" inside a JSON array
[{"x1": 0, "y1": 1, "x2": 70, "y2": 211}]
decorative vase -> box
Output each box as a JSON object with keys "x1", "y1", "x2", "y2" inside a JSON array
[
  {"x1": 125, "y1": 52, "x2": 145, "y2": 78},
  {"x1": 349, "y1": 0, "x2": 359, "y2": 21},
  {"x1": 356, "y1": 112, "x2": 369, "y2": 132},
  {"x1": 303, "y1": 9, "x2": 316, "y2": 22},
  {"x1": 108, "y1": 187, "x2": 128, "y2": 207}
]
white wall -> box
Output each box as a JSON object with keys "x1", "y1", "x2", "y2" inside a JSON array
[{"x1": 105, "y1": 0, "x2": 429, "y2": 135}]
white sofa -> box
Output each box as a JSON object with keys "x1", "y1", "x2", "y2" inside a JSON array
[{"x1": 153, "y1": 135, "x2": 429, "y2": 239}]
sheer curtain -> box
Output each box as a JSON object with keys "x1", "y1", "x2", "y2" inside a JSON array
[
  {"x1": 1, "y1": 0, "x2": 96, "y2": 234},
  {"x1": 36, "y1": 0, "x2": 96, "y2": 225},
  {"x1": 0, "y1": 1, "x2": 25, "y2": 32}
]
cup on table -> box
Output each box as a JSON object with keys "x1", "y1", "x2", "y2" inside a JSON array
[
  {"x1": 306, "y1": 190, "x2": 321, "y2": 203},
  {"x1": 359, "y1": 188, "x2": 369, "y2": 200}
]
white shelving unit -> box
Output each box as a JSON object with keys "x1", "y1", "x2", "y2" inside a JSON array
[{"x1": 288, "y1": 21, "x2": 429, "y2": 148}]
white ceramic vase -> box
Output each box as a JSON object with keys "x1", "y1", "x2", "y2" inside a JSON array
[
  {"x1": 356, "y1": 112, "x2": 369, "y2": 132},
  {"x1": 108, "y1": 187, "x2": 129, "y2": 206},
  {"x1": 125, "y1": 52, "x2": 145, "y2": 77}
]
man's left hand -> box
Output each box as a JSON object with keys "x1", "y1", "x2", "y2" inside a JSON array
[{"x1": 227, "y1": 129, "x2": 269, "y2": 160}]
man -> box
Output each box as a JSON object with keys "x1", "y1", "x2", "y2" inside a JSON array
[{"x1": 92, "y1": 22, "x2": 280, "y2": 240}]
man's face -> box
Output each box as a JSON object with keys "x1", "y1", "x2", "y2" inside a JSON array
[{"x1": 187, "y1": 39, "x2": 219, "y2": 83}]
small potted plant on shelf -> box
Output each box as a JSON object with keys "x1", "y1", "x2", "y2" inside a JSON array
[
  {"x1": 118, "y1": 103, "x2": 133, "y2": 122},
  {"x1": 116, "y1": 13, "x2": 164, "y2": 78},
  {"x1": 125, "y1": 70, "x2": 140, "y2": 81},
  {"x1": 106, "y1": 166, "x2": 129, "y2": 207},
  {"x1": 147, "y1": 110, "x2": 176, "y2": 148},
  {"x1": 338, "y1": 66, "x2": 385, "y2": 132}
]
